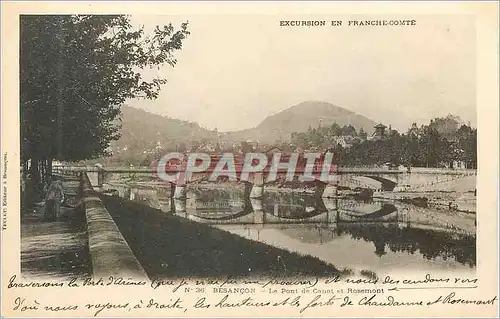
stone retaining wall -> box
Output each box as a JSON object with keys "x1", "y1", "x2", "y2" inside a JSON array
[{"x1": 81, "y1": 172, "x2": 148, "y2": 280}]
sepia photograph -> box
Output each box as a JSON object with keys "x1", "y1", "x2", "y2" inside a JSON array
[
  {"x1": 1, "y1": 1, "x2": 498, "y2": 318},
  {"x1": 19, "y1": 12, "x2": 478, "y2": 280}
]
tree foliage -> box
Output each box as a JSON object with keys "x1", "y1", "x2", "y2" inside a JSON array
[
  {"x1": 21, "y1": 15, "x2": 189, "y2": 182},
  {"x1": 289, "y1": 115, "x2": 477, "y2": 168}
]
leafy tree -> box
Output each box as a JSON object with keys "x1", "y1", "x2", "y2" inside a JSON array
[
  {"x1": 341, "y1": 125, "x2": 357, "y2": 136},
  {"x1": 330, "y1": 123, "x2": 342, "y2": 136},
  {"x1": 419, "y1": 127, "x2": 443, "y2": 167},
  {"x1": 401, "y1": 134, "x2": 421, "y2": 166},
  {"x1": 429, "y1": 114, "x2": 462, "y2": 140},
  {"x1": 241, "y1": 141, "x2": 254, "y2": 153},
  {"x1": 358, "y1": 127, "x2": 368, "y2": 140},
  {"x1": 288, "y1": 114, "x2": 476, "y2": 169},
  {"x1": 21, "y1": 15, "x2": 189, "y2": 185},
  {"x1": 407, "y1": 122, "x2": 420, "y2": 137},
  {"x1": 290, "y1": 132, "x2": 310, "y2": 150},
  {"x1": 457, "y1": 125, "x2": 477, "y2": 168}
]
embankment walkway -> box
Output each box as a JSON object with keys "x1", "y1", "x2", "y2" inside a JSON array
[
  {"x1": 21, "y1": 172, "x2": 148, "y2": 280},
  {"x1": 21, "y1": 174, "x2": 92, "y2": 279}
]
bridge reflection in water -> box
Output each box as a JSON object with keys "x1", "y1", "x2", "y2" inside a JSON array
[{"x1": 105, "y1": 184, "x2": 476, "y2": 274}]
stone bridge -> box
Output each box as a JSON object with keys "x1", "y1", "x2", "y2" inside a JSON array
[
  {"x1": 334, "y1": 167, "x2": 476, "y2": 192},
  {"x1": 96, "y1": 179, "x2": 475, "y2": 236},
  {"x1": 53, "y1": 165, "x2": 476, "y2": 199},
  {"x1": 176, "y1": 198, "x2": 402, "y2": 225},
  {"x1": 178, "y1": 197, "x2": 474, "y2": 236}
]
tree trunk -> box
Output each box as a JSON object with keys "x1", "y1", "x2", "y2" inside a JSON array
[
  {"x1": 29, "y1": 158, "x2": 41, "y2": 198},
  {"x1": 56, "y1": 19, "x2": 64, "y2": 160},
  {"x1": 40, "y1": 160, "x2": 46, "y2": 185},
  {"x1": 30, "y1": 158, "x2": 39, "y2": 182},
  {"x1": 22, "y1": 160, "x2": 28, "y2": 175},
  {"x1": 47, "y1": 158, "x2": 53, "y2": 179}
]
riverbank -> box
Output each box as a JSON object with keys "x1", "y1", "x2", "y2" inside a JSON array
[
  {"x1": 373, "y1": 191, "x2": 476, "y2": 214},
  {"x1": 100, "y1": 195, "x2": 350, "y2": 279}
]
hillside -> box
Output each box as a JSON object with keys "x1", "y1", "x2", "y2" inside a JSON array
[
  {"x1": 110, "y1": 105, "x2": 217, "y2": 154},
  {"x1": 224, "y1": 101, "x2": 377, "y2": 143},
  {"x1": 104, "y1": 101, "x2": 377, "y2": 163}
]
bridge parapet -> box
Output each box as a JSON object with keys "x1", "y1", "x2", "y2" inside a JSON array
[
  {"x1": 80, "y1": 173, "x2": 148, "y2": 279},
  {"x1": 54, "y1": 165, "x2": 477, "y2": 194}
]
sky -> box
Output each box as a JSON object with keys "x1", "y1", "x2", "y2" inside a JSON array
[{"x1": 127, "y1": 14, "x2": 476, "y2": 133}]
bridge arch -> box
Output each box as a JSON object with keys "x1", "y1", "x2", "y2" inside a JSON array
[
  {"x1": 341, "y1": 203, "x2": 398, "y2": 220},
  {"x1": 264, "y1": 208, "x2": 326, "y2": 220},
  {"x1": 362, "y1": 175, "x2": 397, "y2": 191}
]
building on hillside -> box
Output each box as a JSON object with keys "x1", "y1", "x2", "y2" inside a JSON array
[
  {"x1": 261, "y1": 146, "x2": 283, "y2": 155},
  {"x1": 452, "y1": 160, "x2": 467, "y2": 169},
  {"x1": 232, "y1": 142, "x2": 242, "y2": 152},
  {"x1": 242, "y1": 140, "x2": 259, "y2": 152},
  {"x1": 358, "y1": 128, "x2": 368, "y2": 141},
  {"x1": 196, "y1": 142, "x2": 216, "y2": 152},
  {"x1": 332, "y1": 136, "x2": 353, "y2": 148},
  {"x1": 370, "y1": 123, "x2": 388, "y2": 141}
]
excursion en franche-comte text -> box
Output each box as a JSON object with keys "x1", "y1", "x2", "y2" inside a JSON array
[{"x1": 279, "y1": 19, "x2": 417, "y2": 27}]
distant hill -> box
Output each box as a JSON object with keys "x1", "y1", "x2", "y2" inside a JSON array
[
  {"x1": 105, "y1": 101, "x2": 377, "y2": 162},
  {"x1": 224, "y1": 101, "x2": 378, "y2": 143},
  {"x1": 110, "y1": 105, "x2": 217, "y2": 153}
]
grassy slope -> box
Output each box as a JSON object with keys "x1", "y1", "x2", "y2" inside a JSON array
[{"x1": 101, "y1": 195, "x2": 349, "y2": 279}]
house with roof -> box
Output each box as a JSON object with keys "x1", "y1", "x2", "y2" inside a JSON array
[
  {"x1": 370, "y1": 123, "x2": 388, "y2": 141},
  {"x1": 262, "y1": 146, "x2": 283, "y2": 155}
]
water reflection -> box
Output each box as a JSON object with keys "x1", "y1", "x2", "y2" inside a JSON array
[{"x1": 104, "y1": 183, "x2": 476, "y2": 273}]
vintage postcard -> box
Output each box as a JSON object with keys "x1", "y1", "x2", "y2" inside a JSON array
[{"x1": 1, "y1": 1, "x2": 498, "y2": 318}]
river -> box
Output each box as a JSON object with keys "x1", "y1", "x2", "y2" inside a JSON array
[{"x1": 103, "y1": 182, "x2": 476, "y2": 277}]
